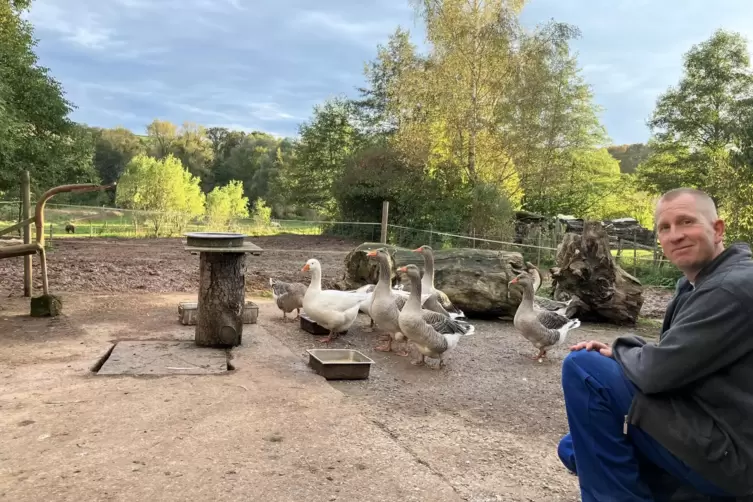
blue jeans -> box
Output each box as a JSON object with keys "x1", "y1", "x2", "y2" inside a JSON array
[{"x1": 558, "y1": 350, "x2": 733, "y2": 501}]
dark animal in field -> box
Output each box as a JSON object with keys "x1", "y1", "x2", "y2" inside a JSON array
[{"x1": 65, "y1": 223, "x2": 75, "y2": 234}]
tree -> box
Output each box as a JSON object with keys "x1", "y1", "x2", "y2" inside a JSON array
[
  {"x1": 501, "y1": 20, "x2": 610, "y2": 214},
  {"x1": 278, "y1": 97, "x2": 365, "y2": 217},
  {"x1": 251, "y1": 198, "x2": 272, "y2": 226},
  {"x1": 0, "y1": 0, "x2": 97, "y2": 194},
  {"x1": 205, "y1": 180, "x2": 249, "y2": 230},
  {"x1": 145, "y1": 119, "x2": 177, "y2": 159},
  {"x1": 638, "y1": 29, "x2": 753, "y2": 199},
  {"x1": 92, "y1": 126, "x2": 146, "y2": 184},
  {"x1": 606, "y1": 143, "x2": 652, "y2": 174},
  {"x1": 399, "y1": 0, "x2": 524, "y2": 192},
  {"x1": 115, "y1": 154, "x2": 205, "y2": 236},
  {"x1": 170, "y1": 122, "x2": 213, "y2": 180},
  {"x1": 354, "y1": 27, "x2": 422, "y2": 137}
]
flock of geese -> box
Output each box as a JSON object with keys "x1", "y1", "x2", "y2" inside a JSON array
[{"x1": 269, "y1": 245, "x2": 583, "y2": 368}]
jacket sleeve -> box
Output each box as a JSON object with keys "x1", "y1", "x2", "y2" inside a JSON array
[{"x1": 613, "y1": 287, "x2": 752, "y2": 394}]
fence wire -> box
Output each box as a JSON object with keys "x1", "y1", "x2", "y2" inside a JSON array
[{"x1": 0, "y1": 201, "x2": 681, "y2": 285}]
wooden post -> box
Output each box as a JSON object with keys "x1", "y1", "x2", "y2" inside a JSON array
[
  {"x1": 536, "y1": 227, "x2": 542, "y2": 267},
  {"x1": 21, "y1": 171, "x2": 32, "y2": 297},
  {"x1": 632, "y1": 230, "x2": 638, "y2": 276},
  {"x1": 380, "y1": 201, "x2": 389, "y2": 244},
  {"x1": 652, "y1": 230, "x2": 659, "y2": 269},
  {"x1": 196, "y1": 252, "x2": 246, "y2": 347}
]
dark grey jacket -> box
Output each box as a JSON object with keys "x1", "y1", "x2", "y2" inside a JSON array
[{"x1": 613, "y1": 243, "x2": 753, "y2": 497}]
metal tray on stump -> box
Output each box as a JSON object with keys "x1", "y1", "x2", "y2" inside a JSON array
[{"x1": 184, "y1": 232, "x2": 262, "y2": 255}]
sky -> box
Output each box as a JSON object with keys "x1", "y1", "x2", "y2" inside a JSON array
[{"x1": 23, "y1": 0, "x2": 753, "y2": 145}]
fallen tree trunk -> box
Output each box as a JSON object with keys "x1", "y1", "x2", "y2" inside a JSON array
[
  {"x1": 337, "y1": 242, "x2": 529, "y2": 317},
  {"x1": 550, "y1": 221, "x2": 644, "y2": 325}
]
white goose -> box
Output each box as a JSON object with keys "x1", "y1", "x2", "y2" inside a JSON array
[{"x1": 301, "y1": 258, "x2": 371, "y2": 343}]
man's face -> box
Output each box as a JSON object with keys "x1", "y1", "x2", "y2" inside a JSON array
[{"x1": 655, "y1": 193, "x2": 724, "y2": 274}]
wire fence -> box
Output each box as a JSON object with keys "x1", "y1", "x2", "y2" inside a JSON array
[{"x1": 0, "y1": 201, "x2": 681, "y2": 286}]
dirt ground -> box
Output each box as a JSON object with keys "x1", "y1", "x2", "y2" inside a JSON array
[
  {"x1": 0, "y1": 234, "x2": 674, "y2": 317},
  {"x1": 0, "y1": 235, "x2": 673, "y2": 501}
]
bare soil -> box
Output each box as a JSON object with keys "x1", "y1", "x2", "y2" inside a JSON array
[
  {"x1": 0, "y1": 234, "x2": 673, "y2": 501},
  {"x1": 0, "y1": 234, "x2": 359, "y2": 296}
]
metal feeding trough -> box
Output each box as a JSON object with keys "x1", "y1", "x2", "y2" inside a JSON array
[{"x1": 307, "y1": 349, "x2": 374, "y2": 380}]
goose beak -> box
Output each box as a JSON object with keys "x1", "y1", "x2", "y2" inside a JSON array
[
  {"x1": 509, "y1": 277, "x2": 518, "y2": 284},
  {"x1": 398, "y1": 266, "x2": 407, "y2": 273},
  {"x1": 366, "y1": 250, "x2": 377, "y2": 257},
  {"x1": 412, "y1": 247, "x2": 422, "y2": 253},
  {"x1": 302, "y1": 264, "x2": 310, "y2": 272}
]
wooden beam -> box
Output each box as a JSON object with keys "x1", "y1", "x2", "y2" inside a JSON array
[{"x1": 0, "y1": 216, "x2": 35, "y2": 238}]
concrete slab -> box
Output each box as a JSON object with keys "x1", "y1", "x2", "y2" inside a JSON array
[{"x1": 97, "y1": 340, "x2": 228, "y2": 376}]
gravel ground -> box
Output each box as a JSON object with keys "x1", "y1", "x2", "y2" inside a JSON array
[{"x1": 0, "y1": 234, "x2": 674, "y2": 501}]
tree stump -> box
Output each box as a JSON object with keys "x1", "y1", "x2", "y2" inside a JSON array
[
  {"x1": 337, "y1": 242, "x2": 528, "y2": 317},
  {"x1": 550, "y1": 221, "x2": 644, "y2": 325},
  {"x1": 195, "y1": 252, "x2": 246, "y2": 347}
]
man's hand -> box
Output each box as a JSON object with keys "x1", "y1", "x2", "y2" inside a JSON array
[{"x1": 570, "y1": 340, "x2": 613, "y2": 358}]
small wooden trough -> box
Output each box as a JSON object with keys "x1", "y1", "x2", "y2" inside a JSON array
[
  {"x1": 299, "y1": 312, "x2": 347, "y2": 336},
  {"x1": 306, "y1": 349, "x2": 374, "y2": 380},
  {"x1": 178, "y1": 301, "x2": 259, "y2": 326}
]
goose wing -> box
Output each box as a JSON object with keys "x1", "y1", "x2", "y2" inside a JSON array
[{"x1": 536, "y1": 309, "x2": 570, "y2": 330}]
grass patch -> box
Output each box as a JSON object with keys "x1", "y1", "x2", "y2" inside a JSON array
[{"x1": 634, "y1": 317, "x2": 663, "y2": 338}]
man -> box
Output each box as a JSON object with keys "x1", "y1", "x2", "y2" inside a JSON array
[{"x1": 557, "y1": 188, "x2": 753, "y2": 501}]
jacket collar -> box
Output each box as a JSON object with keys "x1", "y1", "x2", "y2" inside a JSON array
[{"x1": 676, "y1": 242, "x2": 752, "y2": 292}]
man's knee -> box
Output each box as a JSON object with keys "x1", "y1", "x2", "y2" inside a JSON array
[
  {"x1": 562, "y1": 349, "x2": 608, "y2": 383},
  {"x1": 558, "y1": 433, "x2": 577, "y2": 474}
]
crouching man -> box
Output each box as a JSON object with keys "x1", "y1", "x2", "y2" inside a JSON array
[{"x1": 558, "y1": 188, "x2": 753, "y2": 501}]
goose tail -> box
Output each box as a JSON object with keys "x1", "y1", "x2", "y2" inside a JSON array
[{"x1": 557, "y1": 318, "x2": 581, "y2": 345}]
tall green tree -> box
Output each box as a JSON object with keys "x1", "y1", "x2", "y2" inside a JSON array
[
  {"x1": 279, "y1": 97, "x2": 365, "y2": 217},
  {"x1": 637, "y1": 29, "x2": 753, "y2": 199},
  {"x1": 401, "y1": 0, "x2": 524, "y2": 193},
  {"x1": 92, "y1": 126, "x2": 146, "y2": 184},
  {"x1": 607, "y1": 143, "x2": 652, "y2": 174},
  {"x1": 115, "y1": 154, "x2": 205, "y2": 236},
  {"x1": 354, "y1": 27, "x2": 422, "y2": 137},
  {"x1": 0, "y1": 0, "x2": 97, "y2": 194},
  {"x1": 501, "y1": 20, "x2": 612, "y2": 215}
]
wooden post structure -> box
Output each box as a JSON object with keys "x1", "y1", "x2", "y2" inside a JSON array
[
  {"x1": 380, "y1": 201, "x2": 389, "y2": 244},
  {"x1": 185, "y1": 233, "x2": 262, "y2": 348},
  {"x1": 21, "y1": 171, "x2": 32, "y2": 297}
]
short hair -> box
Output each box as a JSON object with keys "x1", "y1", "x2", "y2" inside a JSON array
[{"x1": 655, "y1": 187, "x2": 719, "y2": 223}]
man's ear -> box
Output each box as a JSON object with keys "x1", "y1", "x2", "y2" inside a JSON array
[{"x1": 713, "y1": 218, "x2": 725, "y2": 244}]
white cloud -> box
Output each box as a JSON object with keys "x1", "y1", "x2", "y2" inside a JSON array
[
  {"x1": 25, "y1": 3, "x2": 115, "y2": 50},
  {"x1": 290, "y1": 10, "x2": 397, "y2": 45}
]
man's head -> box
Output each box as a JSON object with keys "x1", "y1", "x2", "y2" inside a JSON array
[{"x1": 655, "y1": 188, "x2": 725, "y2": 280}]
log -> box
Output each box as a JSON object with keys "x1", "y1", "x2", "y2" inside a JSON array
[
  {"x1": 550, "y1": 221, "x2": 644, "y2": 325},
  {"x1": 338, "y1": 242, "x2": 528, "y2": 317},
  {"x1": 195, "y1": 252, "x2": 246, "y2": 347}
]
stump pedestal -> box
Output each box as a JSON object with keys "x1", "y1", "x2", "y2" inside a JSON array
[{"x1": 184, "y1": 233, "x2": 262, "y2": 348}]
